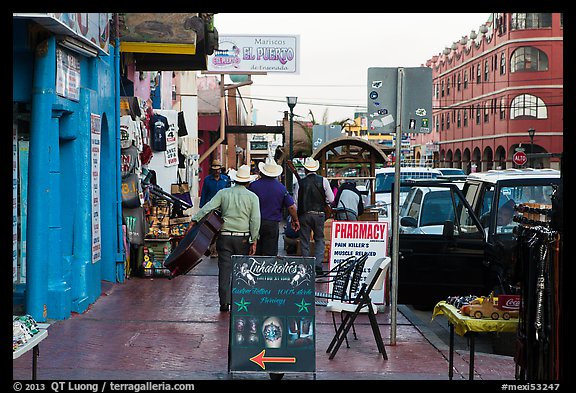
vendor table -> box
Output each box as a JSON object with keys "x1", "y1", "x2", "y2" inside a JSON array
[
  {"x1": 432, "y1": 301, "x2": 518, "y2": 380},
  {"x1": 13, "y1": 322, "x2": 49, "y2": 380}
]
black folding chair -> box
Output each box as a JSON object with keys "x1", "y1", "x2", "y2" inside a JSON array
[
  {"x1": 326, "y1": 257, "x2": 391, "y2": 360},
  {"x1": 326, "y1": 253, "x2": 368, "y2": 345},
  {"x1": 314, "y1": 255, "x2": 357, "y2": 306}
]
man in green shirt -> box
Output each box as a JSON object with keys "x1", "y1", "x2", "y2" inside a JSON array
[{"x1": 189, "y1": 165, "x2": 260, "y2": 311}]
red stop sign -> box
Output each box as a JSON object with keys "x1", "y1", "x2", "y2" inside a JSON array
[{"x1": 513, "y1": 151, "x2": 527, "y2": 166}]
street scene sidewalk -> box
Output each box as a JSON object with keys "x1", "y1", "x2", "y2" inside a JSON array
[{"x1": 13, "y1": 246, "x2": 517, "y2": 381}]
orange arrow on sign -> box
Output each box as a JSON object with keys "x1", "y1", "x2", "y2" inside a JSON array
[{"x1": 249, "y1": 349, "x2": 296, "y2": 370}]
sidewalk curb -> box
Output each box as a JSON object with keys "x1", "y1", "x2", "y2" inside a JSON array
[{"x1": 398, "y1": 304, "x2": 450, "y2": 352}]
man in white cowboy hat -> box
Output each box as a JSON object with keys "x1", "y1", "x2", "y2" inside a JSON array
[
  {"x1": 249, "y1": 157, "x2": 300, "y2": 256},
  {"x1": 190, "y1": 164, "x2": 260, "y2": 312},
  {"x1": 293, "y1": 156, "x2": 334, "y2": 275},
  {"x1": 200, "y1": 159, "x2": 231, "y2": 257}
]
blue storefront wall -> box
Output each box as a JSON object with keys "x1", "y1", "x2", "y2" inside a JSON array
[{"x1": 13, "y1": 18, "x2": 125, "y2": 321}]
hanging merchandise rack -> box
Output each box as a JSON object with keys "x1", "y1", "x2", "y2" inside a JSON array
[
  {"x1": 139, "y1": 176, "x2": 194, "y2": 278},
  {"x1": 513, "y1": 184, "x2": 562, "y2": 380}
]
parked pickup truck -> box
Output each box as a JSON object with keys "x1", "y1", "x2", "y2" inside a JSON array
[{"x1": 460, "y1": 292, "x2": 520, "y2": 320}]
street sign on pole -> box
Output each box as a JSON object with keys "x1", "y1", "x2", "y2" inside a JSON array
[
  {"x1": 513, "y1": 151, "x2": 527, "y2": 166},
  {"x1": 367, "y1": 67, "x2": 432, "y2": 134},
  {"x1": 367, "y1": 67, "x2": 397, "y2": 134},
  {"x1": 400, "y1": 67, "x2": 432, "y2": 134},
  {"x1": 366, "y1": 66, "x2": 432, "y2": 346}
]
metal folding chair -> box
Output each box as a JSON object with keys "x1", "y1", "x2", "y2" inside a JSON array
[
  {"x1": 326, "y1": 253, "x2": 368, "y2": 346},
  {"x1": 314, "y1": 255, "x2": 357, "y2": 306},
  {"x1": 326, "y1": 257, "x2": 391, "y2": 360}
]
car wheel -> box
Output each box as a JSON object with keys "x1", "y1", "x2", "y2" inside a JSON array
[
  {"x1": 502, "y1": 312, "x2": 510, "y2": 320},
  {"x1": 491, "y1": 312, "x2": 500, "y2": 320},
  {"x1": 474, "y1": 311, "x2": 483, "y2": 319}
]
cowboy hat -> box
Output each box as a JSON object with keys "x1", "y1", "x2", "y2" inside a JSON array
[
  {"x1": 230, "y1": 164, "x2": 256, "y2": 183},
  {"x1": 211, "y1": 159, "x2": 223, "y2": 169},
  {"x1": 303, "y1": 157, "x2": 320, "y2": 172},
  {"x1": 258, "y1": 157, "x2": 283, "y2": 178}
]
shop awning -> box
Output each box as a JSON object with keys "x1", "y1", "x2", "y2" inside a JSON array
[
  {"x1": 225, "y1": 125, "x2": 284, "y2": 134},
  {"x1": 118, "y1": 13, "x2": 217, "y2": 71}
]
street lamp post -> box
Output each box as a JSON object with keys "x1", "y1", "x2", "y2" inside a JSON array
[
  {"x1": 286, "y1": 96, "x2": 297, "y2": 193},
  {"x1": 528, "y1": 128, "x2": 535, "y2": 168}
]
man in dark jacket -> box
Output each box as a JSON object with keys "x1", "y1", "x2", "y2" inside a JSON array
[{"x1": 293, "y1": 157, "x2": 334, "y2": 274}]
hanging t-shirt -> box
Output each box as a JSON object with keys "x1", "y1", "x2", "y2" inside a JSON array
[
  {"x1": 120, "y1": 115, "x2": 141, "y2": 149},
  {"x1": 151, "y1": 113, "x2": 169, "y2": 151},
  {"x1": 120, "y1": 145, "x2": 141, "y2": 178}
]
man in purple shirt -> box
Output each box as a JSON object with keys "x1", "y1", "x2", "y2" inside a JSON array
[{"x1": 249, "y1": 157, "x2": 300, "y2": 256}]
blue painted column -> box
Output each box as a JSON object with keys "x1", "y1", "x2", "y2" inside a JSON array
[
  {"x1": 26, "y1": 37, "x2": 56, "y2": 322},
  {"x1": 46, "y1": 112, "x2": 71, "y2": 319},
  {"x1": 114, "y1": 37, "x2": 126, "y2": 282},
  {"x1": 70, "y1": 90, "x2": 97, "y2": 313}
]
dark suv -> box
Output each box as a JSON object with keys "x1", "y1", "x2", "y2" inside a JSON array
[{"x1": 396, "y1": 168, "x2": 561, "y2": 308}]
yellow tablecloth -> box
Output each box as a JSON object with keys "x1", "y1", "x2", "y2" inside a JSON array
[{"x1": 432, "y1": 301, "x2": 518, "y2": 336}]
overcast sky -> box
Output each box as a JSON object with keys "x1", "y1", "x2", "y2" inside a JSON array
[{"x1": 214, "y1": 13, "x2": 490, "y2": 126}]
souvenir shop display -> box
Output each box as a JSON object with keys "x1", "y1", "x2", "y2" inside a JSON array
[
  {"x1": 13, "y1": 315, "x2": 40, "y2": 351},
  {"x1": 145, "y1": 199, "x2": 171, "y2": 240},
  {"x1": 141, "y1": 240, "x2": 172, "y2": 278}
]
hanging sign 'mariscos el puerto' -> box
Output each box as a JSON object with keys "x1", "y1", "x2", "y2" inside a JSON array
[{"x1": 207, "y1": 35, "x2": 299, "y2": 74}]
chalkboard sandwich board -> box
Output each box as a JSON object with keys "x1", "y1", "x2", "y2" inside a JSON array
[{"x1": 229, "y1": 255, "x2": 316, "y2": 374}]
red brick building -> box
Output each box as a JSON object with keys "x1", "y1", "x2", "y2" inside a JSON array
[{"x1": 414, "y1": 13, "x2": 563, "y2": 172}]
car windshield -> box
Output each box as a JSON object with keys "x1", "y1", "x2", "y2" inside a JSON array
[
  {"x1": 420, "y1": 190, "x2": 454, "y2": 226},
  {"x1": 495, "y1": 184, "x2": 556, "y2": 232},
  {"x1": 375, "y1": 171, "x2": 440, "y2": 193}
]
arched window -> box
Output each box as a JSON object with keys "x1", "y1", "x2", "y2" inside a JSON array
[
  {"x1": 510, "y1": 94, "x2": 548, "y2": 119},
  {"x1": 463, "y1": 70, "x2": 468, "y2": 88},
  {"x1": 511, "y1": 47, "x2": 549, "y2": 72},
  {"x1": 457, "y1": 73, "x2": 461, "y2": 91}
]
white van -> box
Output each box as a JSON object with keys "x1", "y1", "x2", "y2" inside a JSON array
[{"x1": 373, "y1": 166, "x2": 443, "y2": 225}]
